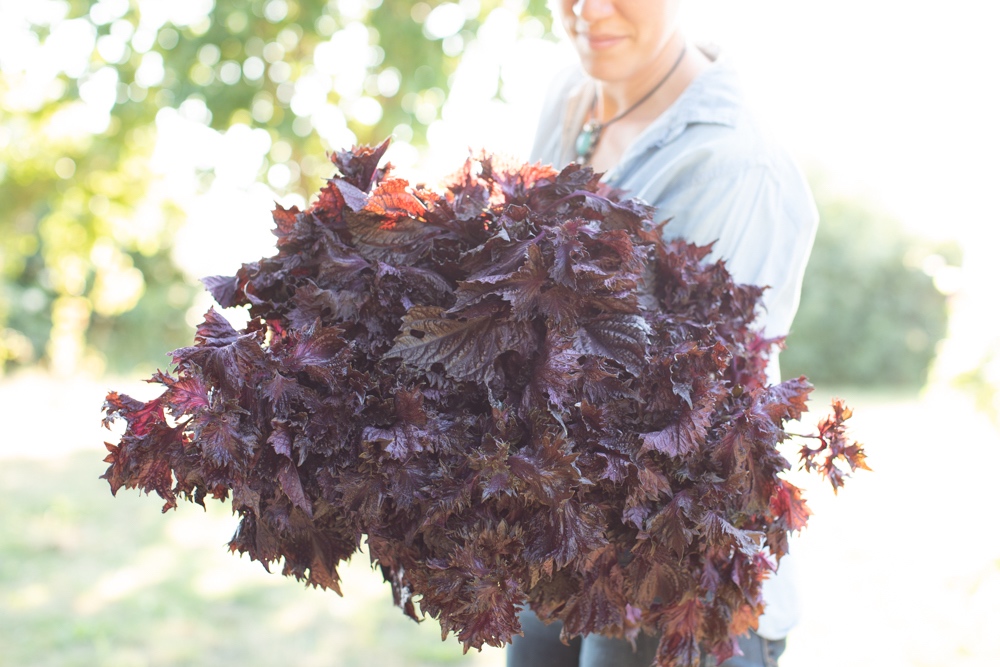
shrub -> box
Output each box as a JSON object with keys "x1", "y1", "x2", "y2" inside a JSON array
[{"x1": 781, "y1": 189, "x2": 956, "y2": 388}]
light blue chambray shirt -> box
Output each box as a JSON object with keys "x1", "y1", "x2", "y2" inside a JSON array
[
  {"x1": 531, "y1": 58, "x2": 818, "y2": 387},
  {"x1": 530, "y1": 56, "x2": 817, "y2": 640}
]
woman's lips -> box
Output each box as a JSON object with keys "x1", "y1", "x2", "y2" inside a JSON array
[{"x1": 584, "y1": 34, "x2": 625, "y2": 51}]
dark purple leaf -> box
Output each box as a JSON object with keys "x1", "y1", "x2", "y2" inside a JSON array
[
  {"x1": 385, "y1": 305, "x2": 534, "y2": 382},
  {"x1": 573, "y1": 314, "x2": 651, "y2": 375}
]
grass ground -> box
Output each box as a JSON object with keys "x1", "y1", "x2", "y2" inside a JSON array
[
  {"x1": 0, "y1": 450, "x2": 501, "y2": 667},
  {"x1": 1, "y1": 374, "x2": 998, "y2": 666},
  {"x1": 0, "y1": 374, "x2": 502, "y2": 667}
]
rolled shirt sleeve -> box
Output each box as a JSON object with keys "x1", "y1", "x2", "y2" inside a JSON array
[{"x1": 634, "y1": 155, "x2": 818, "y2": 386}]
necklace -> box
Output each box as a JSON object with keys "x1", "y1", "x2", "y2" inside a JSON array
[{"x1": 574, "y1": 43, "x2": 688, "y2": 165}]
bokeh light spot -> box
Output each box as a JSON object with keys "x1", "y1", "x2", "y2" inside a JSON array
[
  {"x1": 155, "y1": 26, "x2": 178, "y2": 50},
  {"x1": 350, "y1": 96, "x2": 383, "y2": 126},
  {"x1": 219, "y1": 61, "x2": 242, "y2": 85},
  {"x1": 424, "y1": 3, "x2": 466, "y2": 40},
  {"x1": 264, "y1": 0, "x2": 289, "y2": 23},
  {"x1": 135, "y1": 51, "x2": 165, "y2": 88},
  {"x1": 243, "y1": 56, "x2": 265, "y2": 81},
  {"x1": 197, "y1": 44, "x2": 221, "y2": 67},
  {"x1": 410, "y1": 2, "x2": 431, "y2": 23},
  {"x1": 251, "y1": 93, "x2": 275, "y2": 123},
  {"x1": 269, "y1": 140, "x2": 292, "y2": 163},
  {"x1": 267, "y1": 163, "x2": 292, "y2": 189},
  {"x1": 315, "y1": 14, "x2": 337, "y2": 37},
  {"x1": 268, "y1": 61, "x2": 292, "y2": 84},
  {"x1": 292, "y1": 116, "x2": 312, "y2": 137},
  {"x1": 442, "y1": 34, "x2": 464, "y2": 57},
  {"x1": 189, "y1": 62, "x2": 214, "y2": 87},
  {"x1": 262, "y1": 41, "x2": 285, "y2": 63},
  {"x1": 377, "y1": 67, "x2": 401, "y2": 97},
  {"x1": 226, "y1": 11, "x2": 249, "y2": 33},
  {"x1": 89, "y1": 0, "x2": 129, "y2": 26},
  {"x1": 54, "y1": 158, "x2": 76, "y2": 179}
]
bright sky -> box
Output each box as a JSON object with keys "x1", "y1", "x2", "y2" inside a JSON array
[{"x1": 683, "y1": 0, "x2": 1000, "y2": 246}]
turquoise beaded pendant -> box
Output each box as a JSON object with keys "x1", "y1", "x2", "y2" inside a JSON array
[{"x1": 575, "y1": 120, "x2": 603, "y2": 165}]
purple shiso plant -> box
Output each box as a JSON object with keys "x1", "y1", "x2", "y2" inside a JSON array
[{"x1": 102, "y1": 140, "x2": 865, "y2": 667}]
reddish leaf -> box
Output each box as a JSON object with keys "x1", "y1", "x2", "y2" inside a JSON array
[
  {"x1": 332, "y1": 178, "x2": 368, "y2": 211},
  {"x1": 103, "y1": 391, "x2": 164, "y2": 437},
  {"x1": 769, "y1": 479, "x2": 811, "y2": 532},
  {"x1": 801, "y1": 398, "x2": 868, "y2": 493},
  {"x1": 151, "y1": 371, "x2": 209, "y2": 415},
  {"x1": 270, "y1": 203, "x2": 303, "y2": 245},
  {"x1": 762, "y1": 376, "x2": 813, "y2": 422},
  {"x1": 363, "y1": 178, "x2": 428, "y2": 219}
]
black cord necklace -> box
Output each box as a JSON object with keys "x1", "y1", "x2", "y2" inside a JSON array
[{"x1": 574, "y1": 43, "x2": 688, "y2": 165}]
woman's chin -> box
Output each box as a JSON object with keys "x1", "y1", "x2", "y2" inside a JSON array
[{"x1": 580, "y1": 57, "x2": 631, "y2": 83}]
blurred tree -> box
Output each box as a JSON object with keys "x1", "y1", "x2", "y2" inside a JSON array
[
  {"x1": 0, "y1": 0, "x2": 553, "y2": 375},
  {"x1": 781, "y1": 187, "x2": 959, "y2": 388}
]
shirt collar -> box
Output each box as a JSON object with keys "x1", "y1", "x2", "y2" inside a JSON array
[
  {"x1": 603, "y1": 57, "x2": 743, "y2": 181},
  {"x1": 557, "y1": 54, "x2": 745, "y2": 173},
  {"x1": 645, "y1": 57, "x2": 743, "y2": 147}
]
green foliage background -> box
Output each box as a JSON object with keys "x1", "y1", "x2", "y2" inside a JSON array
[
  {"x1": 782, "y1": 190, "x2": 955, "y2": 388},
  {"x1": 0, "y1": 0, "x2": 553, "y2": 376}
]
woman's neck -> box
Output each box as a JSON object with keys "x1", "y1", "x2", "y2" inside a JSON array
[
  {"x1": 594, "y1": 34, "x2": 712, "y2": 125},
  {"x1": 584, "y1": 37, "x2": 713, "y2": 174}
]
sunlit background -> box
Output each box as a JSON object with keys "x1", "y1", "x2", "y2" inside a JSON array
[{"x1": 2, "y1": 1, "x2": 999, "y2": 666}]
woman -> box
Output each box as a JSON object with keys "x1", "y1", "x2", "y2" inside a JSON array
[{"x1": 507, "y1": 1, "x2": 817, "y2": 666}]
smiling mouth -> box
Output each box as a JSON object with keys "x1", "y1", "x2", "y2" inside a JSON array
[{"x1": 583, "y1": 34, "x2": 625, "y2": 51}]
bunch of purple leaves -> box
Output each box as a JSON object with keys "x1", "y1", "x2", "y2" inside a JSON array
[{"x1": 102, "y1": 140, "x2": 865, "y2": 667}]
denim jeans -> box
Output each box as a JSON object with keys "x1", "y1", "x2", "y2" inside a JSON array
[{"x1": 506, "y1": 611, "x2": 786, "y2": 667}]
